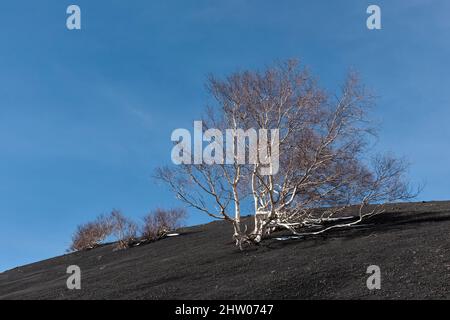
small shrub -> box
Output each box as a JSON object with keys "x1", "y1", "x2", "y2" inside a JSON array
[
  {"x1": 141, "y1": 215, "x2": 159, "y2": 241},
  {"x1": 69, "y1": 215, "x2": 113, "y2": 252},
  {"x1": 110, "y1": 209, "x2": 138, "y2": 249},
  {"x1": 69, "y1": 208, "x2": 186, "y2": 252},
  {"x1": 141, "y1": 208, "x2": 186, "y2": 241}
]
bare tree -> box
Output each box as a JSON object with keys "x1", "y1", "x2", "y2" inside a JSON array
[
  {"x1": 141, "y1": 208, "x2": 186, "y2": 241},
  {"x1": 156, "y1": 60, "x2": 418, "y2": 248},
  {"x1": 69, "y1": 214, "x2": 114, "y2": 251},
  {"x1": 110, "y1": 210, "x2": 138, "y2": 249}
]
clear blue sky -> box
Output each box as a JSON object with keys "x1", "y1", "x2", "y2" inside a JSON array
[{"x1": 1, "y1": 0, "x2": 449, "y2": 272}]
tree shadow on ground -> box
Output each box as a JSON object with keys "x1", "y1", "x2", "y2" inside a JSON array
[{"x1": 262, "y1": 211, "x2": 450, "y2": 250}]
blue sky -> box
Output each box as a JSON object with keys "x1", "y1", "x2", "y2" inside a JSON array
[{"x1": 1, "y1": 0, "x2": 449, "y2": 272}]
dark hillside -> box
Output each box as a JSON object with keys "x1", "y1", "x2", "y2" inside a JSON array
[{"x1": 1, "y1": 201, "x2": 449, "y2": 300}]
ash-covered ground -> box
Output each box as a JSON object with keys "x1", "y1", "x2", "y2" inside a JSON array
[{"x1": 1, "y1": 201, "x2": 449, "y2": 300}]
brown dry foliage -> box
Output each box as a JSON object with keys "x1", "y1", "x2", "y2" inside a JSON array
[
  {"x1": 110, "y1": 209, "x2": 138, "y2": 250},
  {"x1": 141, "y1": 208, "x2": 186, "y2": 241},
  {"x1": 69, "y1": 215, "x2": 113, "y2": 252},
  {"x1": 70, "y1": 208, "x2": 186, "y2": 251}
]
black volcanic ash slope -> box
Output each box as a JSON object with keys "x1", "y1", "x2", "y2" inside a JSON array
[{"x1": 0, "y1": 201, "x2": 449, "y2": 300}]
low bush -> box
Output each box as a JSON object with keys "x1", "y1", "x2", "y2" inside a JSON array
[
  {"x1": 142, "y1": 208, "x2": 186, "y2": 241},
  {"x1": 110, "y1": 209, "x2": 138, "y2": 250},
  {"x1": 69, "y1": 208, "x2": 186, "y2": 251},
  {"x1": 69, "y1": 215, "x2": 113, "y2": 251}
]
